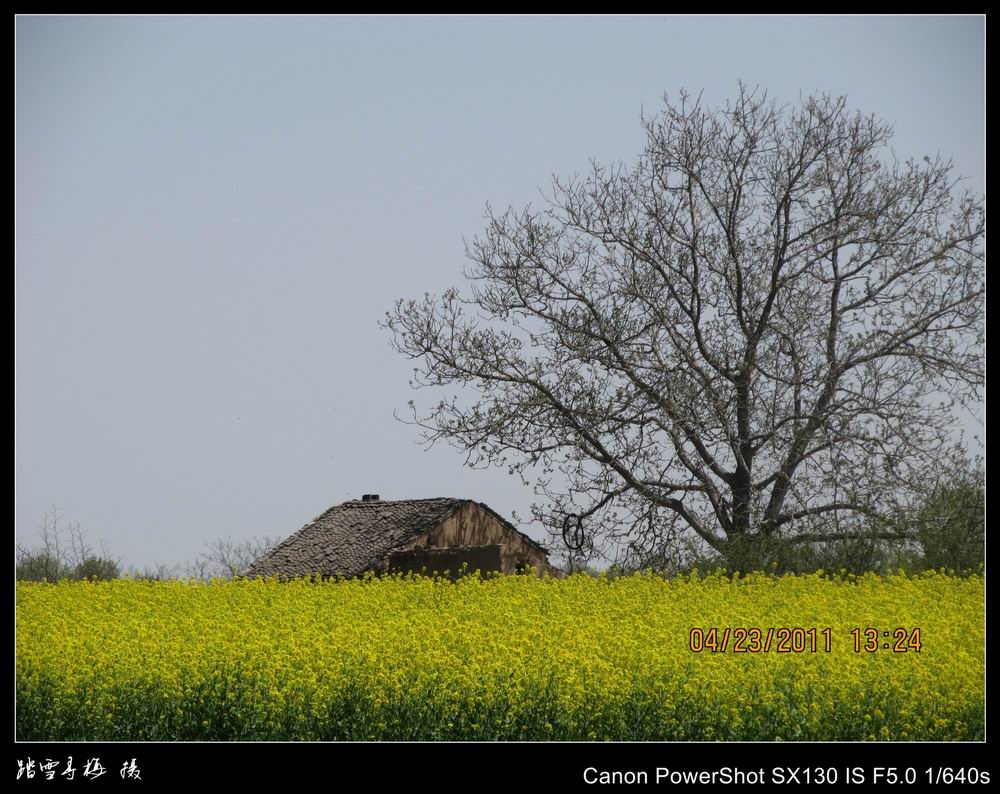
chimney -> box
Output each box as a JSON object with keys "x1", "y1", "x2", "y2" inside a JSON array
[{"x1": 361, "y1": 494, "x2": 380, "y2": 502}]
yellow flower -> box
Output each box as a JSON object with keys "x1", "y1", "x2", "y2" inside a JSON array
[{"x1": 14, "y1": 571, "x2": 984, "y2": 741}]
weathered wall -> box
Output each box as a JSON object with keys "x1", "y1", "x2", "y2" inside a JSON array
[
  {"x1": 387, "y1": 544, "x2": 503, "y2": 580},
  {"x1": 390, "y1": 502, "x2": 562, "y2": 577}
]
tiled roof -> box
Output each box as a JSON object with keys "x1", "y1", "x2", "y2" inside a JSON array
[{"x1": 243, "y1": 497, "x2": 497, "y2": 579}]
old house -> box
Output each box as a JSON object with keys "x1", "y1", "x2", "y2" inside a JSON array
[{"x1": 244, "y1": 495, "x2": 562, "y2": 580}]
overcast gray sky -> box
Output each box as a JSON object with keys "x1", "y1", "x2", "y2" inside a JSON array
[{"x1": 15, "y1": 15, "x2": 985, "y2": 570}]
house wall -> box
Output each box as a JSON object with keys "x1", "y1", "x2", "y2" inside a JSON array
[
  {"x1": 390, "y1": 502, "x2": 561, "y2": 577},
  {"x1": 387, "y1": 544, "x2": 503, "y2": 580}
]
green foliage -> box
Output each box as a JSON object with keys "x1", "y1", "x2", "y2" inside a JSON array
[
  {"x1": 15, "y1": 551, "x2": 120, "y2": 583},
  {"x1": 15, "y1": 552, "x2": 72, "y2": 583},
  {"x1": 16, "y1": 506, "x2": 121, "y2": 583},
  {"x1": 913, "y1": 478, "x2": 985, "y2": 574},
  {"x1": 613, "y1": 462, "x2": 984, "y2": 578},
  {"x1": 72, "y1": 556, "x2": 121, "y2": 582}
]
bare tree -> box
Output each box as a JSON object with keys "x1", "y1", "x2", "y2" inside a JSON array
[
  {"x1": 200, "y1": 535, "x2": 281, "y2": 578},
  {"x1": 383, "y1": 86, "x2": 984, "y2": 569},
  {"x1": 15, "y1": 505, "x2": 68, "y2": 582},
  {"x1": 119, "y1": 536, "x2": 281, "y2": 582},
  {"x1": 16, "y1": 505, "x2": 121, "y2": 581},
  {"x1": 124, "y1": 562, "x2": 180, "y2": 582}
]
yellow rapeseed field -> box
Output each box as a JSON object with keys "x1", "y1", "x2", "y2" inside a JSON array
[{"x1": 15, "y1": 571, "x2": 984, "y2": 741}]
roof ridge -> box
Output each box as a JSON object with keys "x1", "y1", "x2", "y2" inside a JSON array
[
  {"x1": 339, "y1": 496, "x2": 467, "y2": 506},
  {"x1": 346, "y1": 496, "x2": 464, "y2": 501}
]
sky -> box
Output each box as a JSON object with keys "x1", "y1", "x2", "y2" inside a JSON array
[{"x1": 15, "y1": 15, "x2": 985, "y2": 570}]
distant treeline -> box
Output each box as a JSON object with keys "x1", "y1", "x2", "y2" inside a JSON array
[
  {"x1": 15, "y1": 505, "x2": 279, "y2": 583},
  {"x1": 17, "y1": 470, "x2": 982, "y2": 583},
  {"x1": 558, "y1": 469, "x2": 984, "y2": 578}
]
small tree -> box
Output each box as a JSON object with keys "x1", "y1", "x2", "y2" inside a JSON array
[
  {"x1": 16, "y1": 505, "x2": 121, "y2": 582},
  {"x1": 72, "y1": 556, "x2": 121, "y2": 582},
  {"x1": 15, "y1": 552, "x2": 71, "y2": 583},
  {"x1": 911, "y1": 463, "x2": 984, "y2": 573},
  {"x1": 384, "y1": 85, "x2": 984, "y2": 570}
]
